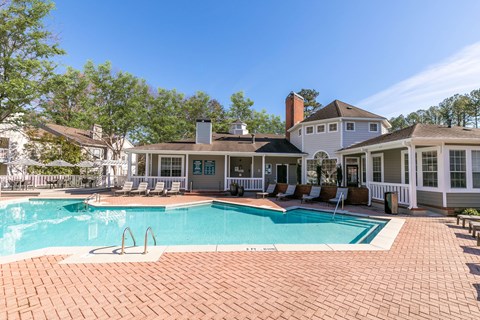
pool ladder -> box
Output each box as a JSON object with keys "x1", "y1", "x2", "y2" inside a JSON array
[
  {"x1": 120, "y1": 226, "x2": 157, "y2": 255},
  {"x1": 332, "y1": 192, "x2": 344, "y2": 219}
]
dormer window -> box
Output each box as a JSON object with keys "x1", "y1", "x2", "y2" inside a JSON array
[
  {"x1": 317, "y1": 124, "x2": 325, "y2": 133},
  {"x1": 236, "y1": 124, "x2": 242, "y2": 129},
  {"x1": 346, "y1": 122, "x2": 355, "y2": 131},
  {"x1": 306, "y1": 126, "x2": 314, "y2": 135},
  {"x1": 328, "y1": 123, "x2": 338, "y2": 132},
  {"x1": 369, "y1": 123, "x2": 379, "y2": 132}
]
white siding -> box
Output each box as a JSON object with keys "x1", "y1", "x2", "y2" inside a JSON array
[
  {"x1": 289, "y1": 128, "x2": 302, "y2": 151},
  {"x1": 343, "y1": 120, "x2": 383, "y2": 148},
  {"x1": 302, "y1": 125, "x2": 342, "y2": 159}
]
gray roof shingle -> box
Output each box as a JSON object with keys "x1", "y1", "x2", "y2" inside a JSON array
[{"x1": 302, "y1": 100, "x2": 386, "y2": 123}]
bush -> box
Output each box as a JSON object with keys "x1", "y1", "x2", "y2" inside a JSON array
[{"x1": 462, "y1": 208, "x2": 480, "y2": 216}]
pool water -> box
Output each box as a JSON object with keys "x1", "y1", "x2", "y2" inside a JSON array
[{"x1": 0, "y1": 199, "x2": 386, "y2": 256}]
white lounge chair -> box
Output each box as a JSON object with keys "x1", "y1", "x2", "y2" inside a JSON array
[
  {"x1": 256, "y1": 184, "x2": 276, "y2": 198},
  {"x1": 130, "y1": 182, "x2": 149, "y2": 196},
  {"x1": 114, "y1": 181, "x2": 133, "y2": 196},
  {"x1": 302, "y1": 186, "x2": 321, "y2": 203},
  {"x1": 276, "y1": 184, "x2": 296, "y2": 201},
  {"x1": 328, "y1": 188, "x2": 348, "y2": 205},
  {"x1": 167, "y1": 181, "x2": 181, "y2": 196},
  {"x1": 150, "y1": 182, "x2": 166, "y2": 196}
]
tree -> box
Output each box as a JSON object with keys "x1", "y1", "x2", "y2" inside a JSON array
[
  {"x1": 228, "y1": 91, "x2": 254, "y2": 122},
  {"x1": 0, "y1": 0, "x2": 65, "y2": 123},
  {"x1": 249, "y1": 109, "x2": 285, "y2": 134},
  {"x1": 297, "y1": 89, "x2": 322, "y2": 117},
  {"x1": 38, "y1": 67, "x2": 93, "y2": 129},
  {"x1": 469, "y1": 89, "x2": 480, "y2": 128},
  {"x1": 388, "y1": 114, "x2": 408, "y2": 131},
  {"x1": 84, "y1": 61, "x2": 150, "y2": 165},
  {"x1": 206, "y1": 99, "x2": 229, "y2": 133}
]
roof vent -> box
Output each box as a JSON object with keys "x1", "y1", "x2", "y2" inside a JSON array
[{"x1": 346, "y1": 106, "x2": 352, "y2": 109}]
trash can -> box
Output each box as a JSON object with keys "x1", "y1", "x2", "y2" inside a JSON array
[{"x1": 384, "y1": 192, "x2": 398, "y2": 214}]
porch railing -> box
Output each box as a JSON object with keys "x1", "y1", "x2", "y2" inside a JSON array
[
  {"x1": 367, "y1": 182, "x2": 410, "y2": 205},
  {"x1": 0, "y1": 174, "x2": 127, "y2": 189},
  {"x1": 130, "y1": 176, "x2": 187, "y2": 189},
  {"x1": 226, "y1": 177, "x2": 263, "y2": 191}
]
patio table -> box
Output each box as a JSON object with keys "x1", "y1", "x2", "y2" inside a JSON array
[{"x1": 46, "y1": 180, "x2": 58, "y2": 189}]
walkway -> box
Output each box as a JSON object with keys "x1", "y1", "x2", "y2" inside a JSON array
[{"x1": 1, "y1": 195, "x2": 480, "y2": 319}]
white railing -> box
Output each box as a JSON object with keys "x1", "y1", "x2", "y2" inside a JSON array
[
  {"x1": 0, "y1": 174, "x2": 127, "y2": 189},
  {"x1": 367, "y1": 182, "x2": 410, "y2": 205},
  {"x1": 130, "y1": 176, "x2": 187, "y2": 189},
  {"x1": 226, "y1": 177, "x2": 263, "y2": 191}
]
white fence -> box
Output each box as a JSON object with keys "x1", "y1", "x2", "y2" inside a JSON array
[
  {"x1": 226, "y1": 177, "x2": 263, "y2": 191},
  {"x1": 0, "y1": 174, "x2": 127, "y2": 189},
  {"x1": 130, "y1": 176, "x2": 187, "y2": 189},
  {"x1": 367, "y1": 182, "x2": 410, "y2": 205}
]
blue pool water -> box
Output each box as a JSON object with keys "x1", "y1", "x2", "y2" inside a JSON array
[{"x1": 0, "y1": 199, "x2": 386, "y2": 256}]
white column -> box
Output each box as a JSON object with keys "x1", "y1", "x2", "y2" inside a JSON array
[
  {"x1": 302, "y1": 157, "x2": 307, "y2": 184},
  {"x1": 251, "y1": 156, "x2": 254, "y2": 178},
  {"x1": 408, "y1": 144, "x2": 418, "y2": 209},
  {"x1": 127, "y1": 153, "x2": 132, "y2": 180},
  {"x1": 145, "y1": 153, "x2": 150, "y2": 178},
  {"x1": 261, "y1": 155, "x2": 265, "y2": 191},
  {"x1": 224, "y1": 155, "x2": 228, "y2": 190},
  {"x1": 185, "y1": 153, "x2": 189, "y2": 191}
]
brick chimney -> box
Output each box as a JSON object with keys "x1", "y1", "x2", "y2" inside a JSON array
[{"x1": 285, "y1": 92, "x2": 304, "y2": 140}]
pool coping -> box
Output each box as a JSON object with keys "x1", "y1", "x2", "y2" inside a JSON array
[{"x1": 0, "y1": 198, "x2": 404, "y2": 264}]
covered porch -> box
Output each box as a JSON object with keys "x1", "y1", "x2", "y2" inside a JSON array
[{"x1": 125, "y1": 151, "x2": 301, "y2": 191}]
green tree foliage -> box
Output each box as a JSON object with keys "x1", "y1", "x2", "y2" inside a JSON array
[
  {"x1": 249, "y1": 109, "x2": 284, "y2": 135},
  {"x1": 84, "y1": 61, "x2": 150, "y2": 160},
  {"x1": 297, "y1": 89, "x2": 322, "y2": 117},
  {"x1": 0, "y1": 0, "x2": 64, "y2": 123},
  {"x1": 39, "y1": 67, "x2": 93, "y2": 129},
  {"x1": 388, "y1": 91, "x2": 478, "y2": 131},
  {"x1": 228, "y1": 91, "x2": 254, "y2": 122},
  {"x1": 24, "y1": 130, "x2": 83, "y2": 174}
]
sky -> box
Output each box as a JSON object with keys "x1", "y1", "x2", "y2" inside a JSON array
[{"x1": 48, "y1": 0, "x2": 480, "y2": 119}]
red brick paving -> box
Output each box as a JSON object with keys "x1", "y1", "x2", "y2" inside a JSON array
[{"x1": 1, "y1": 196, "x2": 480, "y2": 319}]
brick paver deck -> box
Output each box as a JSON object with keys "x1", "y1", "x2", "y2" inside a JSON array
[{"x1": 1, "y1": 195, "x2": 480, "y2": 319}]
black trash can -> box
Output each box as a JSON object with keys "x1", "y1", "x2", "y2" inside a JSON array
[{"x1": 384, "y1": 191, "x2": 398, "y2": 214}]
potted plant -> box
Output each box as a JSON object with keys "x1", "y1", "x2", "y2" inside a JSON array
[
  {"x1": 336, "y1": 165, "x2": 343, "y2": 187},
  {"x1": 230, "y1": 182, "x2": 238, "y2": 196},
  {"x1": 237, "y1": 185, "x2": 245, "y2": 197}
]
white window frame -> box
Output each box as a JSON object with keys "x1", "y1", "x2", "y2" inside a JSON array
[
  {"x1": 360, "y1": 155, "x2": 366, "y2": 185},
  {"x1": 444, "y1": 146, "x2": 480, "y2": 192},
  {"x1": 449, "y1": 149, "x2": 467, "y2": 189},
  {"x1": 369, "y1": 122, "x2": 379, "y2": 132},
  {"x1": 345, "y1": 122, "x2": 355, "y2": 132},
  {"x1": 305, "y1": 126, "x2": 314, "y2": 135},
  {"x1": 401, "y1": 150, "x2": 409, "y2": 185},
  {"x1": 418, "y1": 147, "x2": 438, "y2": 189},
  {"x1": 157, "y1": 155, "x2": 184, "y2": 177},
  {"x1": 316, "y1": 124, "x2": 325, "y2": 134},
  {"x1": 371, "y1": 154, "x2": 384, "y2": 183},
  {"x1": 328, "y1": 122, "x2": 338, "y2": 133}
]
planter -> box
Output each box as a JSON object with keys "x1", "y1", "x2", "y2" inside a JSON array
[
  {"x1": 230, "y1": 183, "x2": 238, "y2": 196},
  {"x1": 237, "y1": 186, "x2": 245, "y2": 197}
]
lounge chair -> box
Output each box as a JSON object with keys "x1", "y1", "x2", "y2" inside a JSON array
[
  {"x1": 328, "y1": 188, "x2": 348, "y2": 205},
  {"x1": 276, "y1": 184, "x2": 296, "y2": 201},
  {"x1": 457, "y1": 214, "x2": 480, "y2": 228},
  {"x1": 167, "y1": 181, "x2": 181, "y2": 196},
  {"x1": 256, "y1": 184, "x2": 276, "y2": 198},
  {"x1": 301, "y1": 186, "x2": 321, "y2": 203},
  {"x1": 130, "y1": 182, "x2": 149, "y2": 196},
  {"x1": 114, "y1": 181, "x2": 134, "y2": 196},
  {"x1": 150, "y1": 182, "x2": 166, "y2": 196}
]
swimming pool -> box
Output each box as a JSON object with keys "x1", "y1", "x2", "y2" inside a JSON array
[{"x1": 0, "y1": 199, "x2": 387, "y2": 256}]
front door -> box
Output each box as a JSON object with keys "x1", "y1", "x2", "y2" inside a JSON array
[
  {"x1": 346, "y1": 165, "x2": 359, "y2": 187},
  {"x1": 277, "y1": 164, "x2": 287, "y2": 183}
]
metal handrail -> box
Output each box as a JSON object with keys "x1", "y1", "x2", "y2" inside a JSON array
[
  {"x1": 120, "y1": 227, "x2": 137, "y2": 255},
  {"x1": 332, "y1": 193, "x2": 344, "y2": 219},
  {"x1": 143, "y1": 227, "x2": 157, "y2": 254}
]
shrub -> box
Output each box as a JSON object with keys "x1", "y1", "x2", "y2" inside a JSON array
[{"x1": 462, "y1": 208, "x2": 480, "y2": 216}]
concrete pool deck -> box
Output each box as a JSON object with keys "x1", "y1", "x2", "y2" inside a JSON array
[{"x1": 1, "y1": 192, "x2": 480, "y2": 319}]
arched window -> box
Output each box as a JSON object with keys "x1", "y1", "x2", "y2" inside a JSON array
[{"x1": 306, "y1": 151, "x2": 337, "y2": 185}]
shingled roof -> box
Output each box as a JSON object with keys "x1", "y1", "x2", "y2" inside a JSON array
[
  {"x1": 302, "y1": 100, "x2": 386, "y2": 123},
  {"x1": 128, "y1": 133, "x2": 304, "y2": 154},
  {"x1": 41, "y1": 124, "x2": 107, "y2": 147},
  {"x1": 340, "y1": 124, "x2": 480, "y2": 151}
]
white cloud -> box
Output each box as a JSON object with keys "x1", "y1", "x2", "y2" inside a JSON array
[{"x1": 358, "y1": 42, "x2": 480, "y2": 118}]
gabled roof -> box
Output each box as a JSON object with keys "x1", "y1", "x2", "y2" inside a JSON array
[
  {"x1": 302, "y1": 100, "x2": 386, "y2": 123},
  {"x1": 340, "y1": 124, "x2": 480, "y2": 151},
  {"x1": 128, "y1": 133, "x2": 304, "y2": 154},
  {"x1": 41, "y1": 124, "x2": 107, "y2": 148}
]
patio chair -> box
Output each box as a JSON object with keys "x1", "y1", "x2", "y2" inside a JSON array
[
  {"x1": 276, "y1": 184, "x2": 296, "y2": 201},
  {"x1": 114, "y1": 181, "x2": 134, "y2": 196},
  {"x1": 167, "y1": 181, "x2": 181, "y2": 196},
  {"x1": 301, "y1": 186, "x2": 321, "y2": 203},
  {"x1": 150, "y1": 182, "x2": 166, "y2": 196},
  {"x1": 256, "y1": 184, "x2": 276, "y2": 198},
  {"x1": 130, "y1": 182, "x2": 149, "y2": 196},
  {"x1": 328, "y1": 188, "x2": 349, "y2": 205}
]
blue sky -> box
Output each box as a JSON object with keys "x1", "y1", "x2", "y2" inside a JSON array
[{"x1": 49, "y1": 0, "x2": 480, "y2": 119}]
